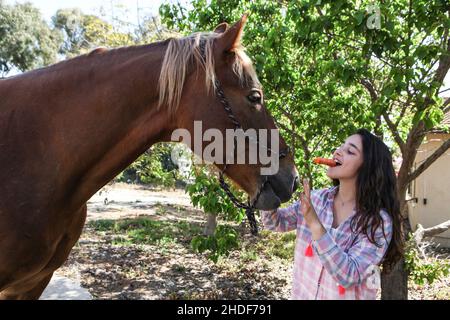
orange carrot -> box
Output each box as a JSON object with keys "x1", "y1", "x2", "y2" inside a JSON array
[{"x1": 313, "y1": 157, "x2": 337, "y2": 167}]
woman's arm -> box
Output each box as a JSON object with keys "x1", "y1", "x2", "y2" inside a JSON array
[
  {"x1": 260, "y1": 201, "x2": 302, "y2": 232},
  {"x1": 312, "y1": 211, "x2": 393, "y2": 288},
  {"x1": 299, "y1": 179, "x2": 392, "y2": 288}
]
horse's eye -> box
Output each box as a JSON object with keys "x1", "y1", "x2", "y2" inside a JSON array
[{"x1": 247, "y1": 90, "x2": 262, "y2": 104}]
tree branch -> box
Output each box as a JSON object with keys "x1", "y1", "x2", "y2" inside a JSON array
[
  {"x1": 278, "y1": 106, "x2": 296, "y2": 123},
  {"x1": 311, "y1": 127, "x2": 331, "y2": 153},
  {"x1": 383, "y1": 111, "x2": 406, "y2": 154},
  {"x1": 274, "y1": 118, "x2": 300, "y2": 142},
  {"x1": 434, "y1": 35, "x2": 450, "y2": 85},
  {"x1": 360, "y1": 79, "x2": 378, "y2": 102},
  {"x1": 316, "y1": 7, "x2": 339, "y2": 61},
  {"x1": 414, "y1": 220, "x2": 450, "y2": 244},
  {"x1": 408, "y1": 137, "x2": 450, "y2": 183},
  {"x1": 402, "y1": 29, "x2": 450, "y2": 174},
  {"x1": 394, "y1": 86, "x2": 417, "y2": 128}
]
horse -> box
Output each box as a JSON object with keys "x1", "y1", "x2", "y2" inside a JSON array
[{"x1": 0, "y1": 15, "x2": 299, "y2": 299}]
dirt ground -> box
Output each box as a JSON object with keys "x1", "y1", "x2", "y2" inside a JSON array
[
  {"x1": 56, "y1": 183, "x2": 450, "y2": 300},
  {"x1": 57, "y1": 183, "x2": 292, "y2": 299}
]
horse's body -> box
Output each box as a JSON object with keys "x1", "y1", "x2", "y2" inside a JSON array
[{"x1": 0, "y1": 16, "x2": 298, "y2": 299}]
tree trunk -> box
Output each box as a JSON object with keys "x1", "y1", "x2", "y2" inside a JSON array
[
  {"x1": 381, "y1": 257, "x2": 408, "y2": 300},
  {"x1": 374, "y1": 114, "x2": 383, "y2": 139},
  {"x1": 381, "y1": 182, "x2": 412, "y2": 299},
  {"x1": 381, "y1": 217, "x2": 412, "y2": 299},
  {"x1": 203, "y1": 212, "x2": 217, "y2": 236}
]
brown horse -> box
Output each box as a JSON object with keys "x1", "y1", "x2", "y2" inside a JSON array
[{"x1": 0, "y1": 15, "x2": 298, "y2": 299}]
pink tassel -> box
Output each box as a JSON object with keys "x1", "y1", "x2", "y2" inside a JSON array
[
  {"x1": 304, "y1": 243, "x2": 313, "y2": 257},
  {"x1": 338, "y1": 284, "x2": 346, "y2": 295}
]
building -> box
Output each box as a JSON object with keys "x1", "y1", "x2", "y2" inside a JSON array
[{"x1": 408, "y1": 109, "x2": 450, "y2": 247}]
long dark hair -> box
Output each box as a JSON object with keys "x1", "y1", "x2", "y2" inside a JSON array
[{"x1": 334, "y1": 128, "x2": 403, "y2": 272}]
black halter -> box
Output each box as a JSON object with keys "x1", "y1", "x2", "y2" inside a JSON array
[
  {"x1": 198, "y1": 42, "x2": 290, "y2": 235},
  {"x1": 213, "y1": 79, "x2": 290, "y2": 235}
]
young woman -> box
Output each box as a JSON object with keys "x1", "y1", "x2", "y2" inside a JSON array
[{"x1": 261, "y1": 129, "x2": 403, "y2": 300}]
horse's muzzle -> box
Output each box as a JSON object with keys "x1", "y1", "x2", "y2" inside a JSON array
[{"x1": 252, "y1": 167, "x2": 299, "y2": 210}]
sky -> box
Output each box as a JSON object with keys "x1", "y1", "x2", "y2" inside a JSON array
[{"x1": 4, "y1": 0, "x2": 176, "y2": 25}]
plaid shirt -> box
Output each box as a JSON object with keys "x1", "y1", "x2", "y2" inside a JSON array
[{"x1": 261, "y1": 186, "x2": 392, "y2": 300}]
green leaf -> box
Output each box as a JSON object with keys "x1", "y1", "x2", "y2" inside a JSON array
[{"x1": 355, "y1": 11, "x2": 365, "y2": 25}]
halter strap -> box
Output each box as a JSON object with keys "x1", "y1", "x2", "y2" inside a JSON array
[{"x1": 198, "y1": 40, "x2": 291, "y2": 235}]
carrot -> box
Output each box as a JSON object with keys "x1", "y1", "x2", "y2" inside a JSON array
[{"x1": 313, "y1": 157, "x2": 337, "y2": 167}]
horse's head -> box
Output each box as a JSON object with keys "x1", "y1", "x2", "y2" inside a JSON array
[{"x1": 162, "y1": 15, "x2": 299, "y2": 210}]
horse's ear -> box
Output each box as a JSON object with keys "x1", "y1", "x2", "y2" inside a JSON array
[
  {"x1": 214, "y1": 22, "x2": 229, "y2": 34},
  {"x1": 215, "y1": 14, "x2": 247, "y2": 52}
]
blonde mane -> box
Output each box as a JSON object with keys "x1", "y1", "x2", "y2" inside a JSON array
[{"x1": 158, "y1": 32, "x2": 259, "y2": 114}]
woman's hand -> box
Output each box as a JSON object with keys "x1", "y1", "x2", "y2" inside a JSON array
[
  {"x1": 300, "y1": 178, "x2": 316, "y2": 221},
  {"x1": 300, "y1": 179, "x2": 326, "y2": 240}
]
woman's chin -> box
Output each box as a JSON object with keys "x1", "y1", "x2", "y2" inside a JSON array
[
  {"x1": 326, "y1": 170, "x2": 337, "y2": 179},
  {"x1": 326, "y1": 170, "x2": 342, "y2": 180}
]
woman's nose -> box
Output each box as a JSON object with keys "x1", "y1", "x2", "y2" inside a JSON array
[{"x1": 334, "y1": 147, "x2": 342, "y2": 157}]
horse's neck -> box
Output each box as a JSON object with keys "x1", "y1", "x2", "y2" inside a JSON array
[{"x1": 56, "y1": 44, "x2": 176, "y2": 208}]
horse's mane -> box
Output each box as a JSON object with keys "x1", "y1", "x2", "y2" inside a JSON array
[
  {"x1": 158, "y1": 32, "x2": 259, "y2": 114},
  {"x1": 2, "y1": 32, "x2": 259, "y2": 115}
]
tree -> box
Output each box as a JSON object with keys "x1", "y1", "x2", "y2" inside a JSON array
[
  {"x1": 187, "y1": 164, "x2": 246, "y2": 262},
  {"x1": 135, "y1": 15, "x2": 179, "y2": 44},
  {"x1": 52, "y1": 8, "x2": 135, "y2": 57},
  {"x1": 52, "y1": 6, "x2": 178, "y2": 58},
  {"x1": 0, "y1": 1, "x2": 61, "y2": 75},
  {"x1": 160, "y1": 0, "x2": 450, "y2": 299},
  {"x1": 160, "y1": 0, "x2": 374, "y2": 189}
]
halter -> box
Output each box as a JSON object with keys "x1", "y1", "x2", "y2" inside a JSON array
[
  {"x1": 214, "y1": 79, "x2": 290, "y2": 235},
  {"x1": 198, "y1": 41, "x2": 290, "y2": 235}
]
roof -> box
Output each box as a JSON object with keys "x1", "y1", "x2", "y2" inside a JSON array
[
  {"x1": 442, "y1": 96, "x2": 450, "y2": 125},
  {"x1": 443, "y1": 110, "x2": 450, "y2": 125}
]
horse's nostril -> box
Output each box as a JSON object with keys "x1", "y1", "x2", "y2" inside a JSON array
[{"x1": 292, "y1": 175, "x2": 300, "y2": 193}]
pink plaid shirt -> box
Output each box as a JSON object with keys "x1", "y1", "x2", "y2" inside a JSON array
[{"x1": 261, "y1": 186, "x2": 392, "y2": 300}]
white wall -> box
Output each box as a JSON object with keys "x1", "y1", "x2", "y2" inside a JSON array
[{"x1": 408, "y1": 133, "x2": 450, "y2": 247}]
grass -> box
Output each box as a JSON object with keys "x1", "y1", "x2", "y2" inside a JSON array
[
  {"x1": 171, "y1": 264, "x2": 187, "y2": 273},
  {"x1": 240, "y1": 249, "x2": 259, "y2": 262},
  {"x1": 89, "y1": 216, "x2": 299, "y2": 266},
  {"x1": 435, "y1": 288, "x2": 450, "y2": 299},
  {"x1": 89, "y1": 217, "x2": 203, "y2": 246},
  {"x1": 257, "y1": 230, "x2": 297, "y2": 261},
  {"x1": 88, "y1": 217, "x2": 299, "y2": 262}
]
